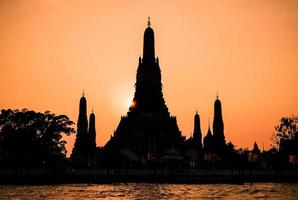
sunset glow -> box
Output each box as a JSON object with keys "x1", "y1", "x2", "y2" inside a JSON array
[
  {"x1": 0, "y1": 0, "x2": 297, "y2": 156},
  {"x1": 125, "y1": 96, "x2": 134, "y2": 110}
]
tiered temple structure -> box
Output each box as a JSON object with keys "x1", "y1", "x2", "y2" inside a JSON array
[
  {"x1": 102, "y1": 18, "x2": 184, "y2": 164},
  {"x1": 70, "y1": 19, "x2": 231, "y2": 168}
]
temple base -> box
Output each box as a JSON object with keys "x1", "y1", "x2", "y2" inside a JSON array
[{"x1": 101, "y1": 113, "x2": 184, "y2": 166}]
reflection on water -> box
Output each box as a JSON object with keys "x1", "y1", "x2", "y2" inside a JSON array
[{"x1": 0, "y1": 183, "x2": 298, "y2": 200}]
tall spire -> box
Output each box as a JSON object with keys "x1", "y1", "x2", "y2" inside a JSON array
[
  {"x1": 213, "y1": 95, "x2": 225, "y2": 150},
  {"x1": 204, "y1": 118, "x2": 213, "y2": 151},
  {"x1": 88, "y1": 111, "x2": 96, "y2": 152},
  {"x1": 193, "y1": 111, "x2": 202, "y2": 148},
  {"x1": 87, "y1": 111, "x2": 96, "y2": 167},
  {"x1": 71, "y1": 93, "x2": 89, "y2": 164},
  {"x1": 143, "y1": 17, "x2": 155, "y2": 62},
  {"x1": 129, "y1": 19, "x2": 168, "y2": 115}
]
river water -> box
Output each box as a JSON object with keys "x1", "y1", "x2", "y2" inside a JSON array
[{"x1": 0, "y1": 183, "x2": 298, "y2": 199}]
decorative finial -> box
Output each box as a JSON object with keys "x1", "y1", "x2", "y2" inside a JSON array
[
  {"x1": 147, "y1": 16, "x2": 151, "y2": 27},
  {"x1": 92, "y1": 107, "x2": 94, "y2": 113},
  {"x1": 216, "y1": 92, "x2": 219, "y2": 99},
  {"x1": 82, "y1": 89, "x2": 85, "y2": 97},
  {"x1": 195, "y1": 108, "x2": 198, "y2": 114}
]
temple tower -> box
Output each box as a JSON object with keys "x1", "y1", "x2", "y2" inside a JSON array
[
  {"x1": 88, "y1": 110, "x2": 96, "y2": 150},
  {"x1": 103, "y1": 18, "x2": 183, "y2": 163},
  {"x1": 71, "y1": 92, "x2": 89, "y2": 164},
  {"x1": 193, "y1": 111, "x2": 202, "y2": 148},
  {"x1": 88, "y1": 110, "x2": 97, "y2": 166},
  {"x1": 212, "y1": 94, "x2": 225, "y2": 151},
  {"x1": 129, "y1": 17, "x2": 169, "y2": 115}
]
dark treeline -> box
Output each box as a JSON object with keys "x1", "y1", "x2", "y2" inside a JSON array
[{"x1": 0, "y1": 109, "x2": 75, "y2": 169}]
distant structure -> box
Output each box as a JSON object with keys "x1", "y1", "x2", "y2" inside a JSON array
[
  {"x1": 102, "y1": 18, "x2": 184, "y2": 164},
  {"x1": 213, "y1": 95, "x2": 226, "y2": 153},
  {"x1": 193, "y1": 111, "x2": 202, "y2": 148},
  {"x1": 252, "y1": 142, "x2": 261, "y2": 154},
  {"x1": 71, "y1": 93, "x2": 97, "y2": 167},
  {"x1": 203, "y1": 119, "x2": 213, "y2": 152},
  {"x1": 182, "y1": 111, "x2": 203, "y2": 165},
  {"x1": 88, "y1": 110, "x2": 97, "y2": 166},
  {"x1": 202, "y1": 96, "x2": 227, "y2": 158}
]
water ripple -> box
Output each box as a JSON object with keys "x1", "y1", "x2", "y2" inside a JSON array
[{"x1": 0, "y1": 183, "x2": 298, "y2": 199}]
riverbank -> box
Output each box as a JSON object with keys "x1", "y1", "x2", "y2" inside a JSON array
[{"x1": 1, "y1": 169, "x2": 298, "y2": 185}]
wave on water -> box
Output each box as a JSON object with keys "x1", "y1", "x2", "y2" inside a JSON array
[{"x1": 0, "y1": 183, "x2": 298, "y2": 199}]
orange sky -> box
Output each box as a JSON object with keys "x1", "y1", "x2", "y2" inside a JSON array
[{"x1": 0, "y1": 0, "x2": 297, "y2": 156}]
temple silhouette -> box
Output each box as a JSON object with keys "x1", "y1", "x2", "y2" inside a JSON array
[
  {"x1": 99, "y1": 18, "x2": 225, "y2": 165},
  {"x1": 72, "y1": 18, "x2": 228, "y2": 167},
  {"x1": 71, "y1": 92, "x2": 97, "y2": 167},
  {"x1": 203, "y1": 95, "x2": 226, "y2": 153},
  {"x1": 100, "y1": 18, "x2": 184, "y2": 166}
]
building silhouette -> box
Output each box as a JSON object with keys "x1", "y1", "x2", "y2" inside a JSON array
[
  {"x1": 129, "y1": 19, "x2": 168, "y2": 115},
  {"x1": 102, "y1": 18, "x2": 184, "y2": 164},
  {"x1": 193, "y1": 111, "x2": 202, "y2": 148},
  {"x1": 253, "y1": 142, "x2": 261, "y2": 154},
  {"x1": 201, "y1": 95, "x2": 227, "y2": 161},
  {"x1": 213, "y1": 95, "x2": 226, "y2": 153},
  {"x1": 203, "y1": 121, "x2": 213, "y2": 153},
  {"x1": 73, "y1": 19, "x2": 232, "y2": 168},
  {"x1": 182, "y1": 111, "x2": 203, "y2": 165},
  {"x1": 88, "y1": 110, "x2": 97, "y2": 166},
  {"x1": 71, "y1": 93, "x2": 97, "y2": 167}
]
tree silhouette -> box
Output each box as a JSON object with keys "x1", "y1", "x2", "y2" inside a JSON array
[
  {"x1": 0, "y1": 109, "x2": 75, "y2": 168},
  {"x1": 272, "y1": 116, "x2": 298, "y2": 154}
]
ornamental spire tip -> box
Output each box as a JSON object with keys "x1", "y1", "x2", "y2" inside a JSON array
[{"x1": 147, "y1": 16, "x2": 151, "y2": 27}]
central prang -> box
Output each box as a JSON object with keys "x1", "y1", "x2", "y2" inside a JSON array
[
  {"x1": 129, "y1": 20, "x2": 169, "y2": 116},
  {"x1": 101, "y1": 19, "x2": 184, "y2": 165}
]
